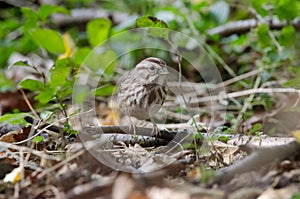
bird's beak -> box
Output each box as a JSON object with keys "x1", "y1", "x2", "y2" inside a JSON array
[{"x1": 160, "y1": 66, "x2": 169, "y2": 75}]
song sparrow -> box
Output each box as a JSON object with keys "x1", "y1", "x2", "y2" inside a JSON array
[{"x1": 117, "y1": 57, "x2": 169, "y2": 134}]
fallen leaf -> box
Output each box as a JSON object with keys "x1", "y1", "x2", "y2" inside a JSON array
[{"x1": 3, "y1": 167, "x2": 22, "y2": 183}]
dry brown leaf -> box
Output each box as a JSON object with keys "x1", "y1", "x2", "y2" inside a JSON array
[{"x1": 0, "y1": 130, "x2": 24, "y2": 143}]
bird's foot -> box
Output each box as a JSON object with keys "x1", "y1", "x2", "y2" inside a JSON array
[{"x1": 151, "y1": 123, "x2": 160, "y2": 137}]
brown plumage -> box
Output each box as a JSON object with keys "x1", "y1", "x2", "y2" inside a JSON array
[{"x1": 117, "y1": 57, "x2": 168, "y2": 133}]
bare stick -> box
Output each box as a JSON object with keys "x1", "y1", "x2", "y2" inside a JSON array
[
  {"x1": 189, "y1": 87, "x2": 300, "y2": 104},
  {"x1": 233, "y1": 76, "x2": 261, "y2": 131},
  {"x1": 19, "y1": 89, "x2": 40, "y2": 119},
  {"x1": 207, "y1": 18, "x2": 300, "y2": 37}
]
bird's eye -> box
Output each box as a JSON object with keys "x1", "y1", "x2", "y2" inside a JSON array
[{"x1": 150, "y1": 66, "x2": 155, "y2": 71}]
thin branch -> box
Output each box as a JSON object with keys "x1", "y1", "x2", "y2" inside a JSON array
[
  {"x1": 189, "y1": 87, "x2": 300, "y2": 104},
  {"x1": 13, "y1": 109, "x2": 93, "y2": 144},
  {"x1": 233, "y1": 76, "x2": 261, "y2": 131},
  {"x1": 36, "y1": 148, "x2": 86, "y2": 179},
  {"x1": 83, "y1": 126, "x2": 190, "y2": 141},
  {"x1": 33, "y1": 185, "x2": 63, "y2": 199},
  {"x1": 0, "y1": 142, "x2": 61, "y2": 161},
  {"x1": 215, "y1": 69, "x2": 262, "y2": 88},
  {"x1": 249, "y1": 8, "x2": 282, "y2": 53},
  {"x1": 19, "y1": 89, "x2": 40, "y2": 119},
  {"x1": 51, "y1": 8, "x2": 129, "y2": 27},
  {"x1": 184, "y1": 5, "x2": 237, "y2": 78},
  {"x1": 207, "y1": 18, "x2": 300, "y2": 37}
]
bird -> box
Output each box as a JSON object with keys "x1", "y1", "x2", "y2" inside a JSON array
[{"x1": 117, "y1": 57, "x2": 169, "y2": 135}]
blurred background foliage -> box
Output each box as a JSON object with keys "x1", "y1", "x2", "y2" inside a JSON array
[
  {"x1": 0, "y1": 0, "x2": 299, "y2": 82},
  {"x1": 0, "y1": 0, "x2": 299, "y2": 133}
]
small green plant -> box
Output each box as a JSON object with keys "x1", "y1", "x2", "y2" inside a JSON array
[
  {"x1": 291, "y1": 193, "x2": 300, "y2": 199},
  {"x1": 0, "y1": 113, "x2": 33, "y2": 127},
  {"x1": 249, "y1": 123, "x2": 263, "y2": 136},
  {"x1": 63, "y1": 123, "x2": 78, "y2": 136},
  {"x1": 32, "y1": 135, "x2": 44, "y2": 143},
  {"x1": 199, "y1": 164, "x2": 215, "y2": 183}
]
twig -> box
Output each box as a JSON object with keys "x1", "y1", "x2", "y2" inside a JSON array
[
  {"x1": 215, "y1": 69, "x2": 262, "y2": 88},
  {"x1": 189, "y1": 87, "x2": 300, "y2": 104},
  {"x1": 163, "y1": 109, "x2": 191, "y2": 121},
  {"x1": 165, "y1": 35, "x2": 202, "y2": 134},
  {"x1": 37, "y1": 148, "x2": 86, "y2": 179},
  {"x1": 83, "y1": 126, "x2": 190, "y2": 141},
  {"x1": 51, "y1": 8, "x2": 129, "y2": 27},
  {"x1": 249, "y1": 8, "x2": 282, "y2": 53},
  {"x1": 183, "y1": 4, "x2": 238, "y2": 80},
  {"x1": 66, "y1": 179, "x2": 113, "y2": 199},
  {"x1": 13, "y1": 109, "x2": 93, "y2": 144},
  {"x1": 19, "y1": 150, "x2": 25, "y2": 185},
  {"x1": 90, "y1": 133, "x2": 170, "y2": 147},
  {"x1": 0, "y1": 142, "x2": 61, "y2": 161},
  {"x1": 233, "y1": 76, "x2": 261, "y2": 131},
  {"x1": 19, "y1": 88, "x2": 40, "y2": 119},
  {"x1": 206, "y1": 18, "x2": 300, "y2": 37},
  {"x1": 33, "y1": 185, "x2": 63, "y2": 199}
]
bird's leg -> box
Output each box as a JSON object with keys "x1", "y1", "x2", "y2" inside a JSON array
[
  {"x1": 151, "y1": 121, "x2": 160, "y2": 137},
  {"x1": 149, "y1": 105, "x2": 161, "y2": 137},
  {"x1": 125, "y1": 108, "x2": 137, "y2": 135},
  {"x1": 128, "y1": 116, "x2": 137, "y2": 135}
]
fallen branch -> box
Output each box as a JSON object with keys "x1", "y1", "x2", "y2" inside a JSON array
[
  {"x1": 207, "y1": 18, "x2": 300, "y2": 37},
  {"x1": 189, "y1": 87, "x2": 300, "y2": 104},
  {"x1": 213, "y1": 139, "x2": 300, "y2": 183},
  {"x1": 90, "y1": 133, "x2": 170, "y2": 147},
  {"x1": 51, "y1": 8, "x2": 129, "y2": 28},
  {"x1": 83, "y1": 125, "x2": 192, "y2": 141}
]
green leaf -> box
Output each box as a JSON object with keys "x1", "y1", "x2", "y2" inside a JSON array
[
  {"x1": 275, "y1": 0, "x2": 298, "y2": 20},
  {"x1": 136, "y1": 16, "x2": 169, "y2": 39},
  {"x1": 218, "y1": 136, "x2": 230, "y2": 143},
  {"x1": 40, "y1": 111, "x2": 53, "y2": 120},
  {"x1": 50, "y1": 58, "x2": 72, "y2": 89},
  {"x1": 252, "y1": 0, "x2": 268, "y2": 17},
  {"x1": 249, "y1": 123, "x2": 262, "y2": 134},
  {"x1": 0, "y1": 18, "x2": 20, "y2": 39},
  {"x1": 21, "y1": 7, "x2": 38, "y2": 30},
  {"x1": 0, "y1": 46, "x2": 13, "y2": 68},
  {"x1": 199, "y1": 165, "x2": 215, "y2": 183},
  {"x1": 0, "y1": 70, "x2": 15, "y2": 92},
  {"x1": 12, "y1": 60, "x2": 31, "y2": 67},
  {"x1": 291, "y1": 194, "x2": 300, "y2": 199},
  {"x1": 283, "y1": 77, "x2": 300, "y2": 89},
  {"x1": 19, "y1": 79, "x2": 44, "y2": 91},
  {"x1": 87, "y1": 18, "x2": 112, "y2": 47},
  {"x1": 84, "y1": 49, "x2": 117, "y2": 76},
  {"x1": 56, "y1": 78, "x2": 74, "y2": 101},
  {"x1": 35, "y1": 86, "x2": 54, "y2": 104},
  {"x1": 38, "y1": 5, "x2": 69, "y2": 21},
  {"x1": 73, "y1": 85, "x2": 89, "y2": 104},
  {"x1": 279, "y1": 26, "x2": 295, "y2": 47},
  {"x1": 94, "y1": 85, "x2": 116, "y2": 97},
  {"x1": 0, "y1": 113, "x2": 33, "y2": 126},
  {"x1": 256, "y1": 24, "x2": 271, "y2": 47},
  {"x1": 30, "y1": 28, "x2": 65, "y2": 54},
  {"x1": 32, "y1": 136, "x2": 44, "y2": 143},
  {"x1": 64, "y1": 123, "x2": 78, "y2": 135},
  {"x1": 136, "y1": 16, "x2": 168, "y2": 28},
  {"x1": 72, "y1": 47, "x2": 91, "y2": 65}
]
